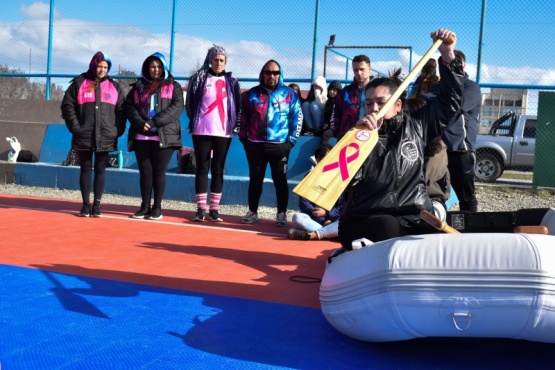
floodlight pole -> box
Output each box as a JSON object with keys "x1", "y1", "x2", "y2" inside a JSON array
[
  {"x1": 476, "y1": 0, "x2": 487, "y2": 83},
  {"x1": 169, "y1": 0, "x2": 178, "y2": 74},
  {"x1": 45, "y1": 0, "x2": 55, "y2": 100},
  {"x1": 310, "y1": 0, "x2": 320, "y2": 80}
]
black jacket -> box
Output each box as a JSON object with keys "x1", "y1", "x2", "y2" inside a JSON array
[
  {"x1": 125, "y1": 77, "x2": 183, "y2": 151},
  {"x1": 61, "y1": 73, "x2": 126, "y2": 152},
  {"x1": 341, "y1": 56, "x2": 464, "y2": 226},
  {"x1": 441, "y1": 73, "x2": 482, "y2": 152}
]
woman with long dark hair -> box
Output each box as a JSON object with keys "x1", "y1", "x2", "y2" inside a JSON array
[{"x1": 125, "y1": 52, "x2": 183, "y2": 220}]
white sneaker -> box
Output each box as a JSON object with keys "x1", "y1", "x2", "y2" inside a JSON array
[{"x1": 432, "y1": 200, "x2": 447, "y2": 222}]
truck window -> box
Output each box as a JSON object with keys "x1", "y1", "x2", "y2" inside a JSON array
[
  {"x1": 491, "y1": 114, "x2": 514, "y2": 136},
  {"x1": 523, "y1": 119, "x2": 537, "y2": 138}
]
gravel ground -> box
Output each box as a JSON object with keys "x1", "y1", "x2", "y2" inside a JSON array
[{"x1": 1, "y1": 183, "x2": 554, "y2": 219}]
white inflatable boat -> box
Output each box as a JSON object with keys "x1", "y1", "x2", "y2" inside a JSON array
[{"x1": 320, "y1": 209, "x2": 555, "y2": 343}]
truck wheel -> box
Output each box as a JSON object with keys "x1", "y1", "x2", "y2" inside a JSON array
[{"x1": 474, "y1": 153, "x2": 502, "y2": 182}]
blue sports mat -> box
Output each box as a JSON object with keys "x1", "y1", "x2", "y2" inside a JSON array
[{"x1": 1, "y1": 264, "x2": 554, "y2": 369}]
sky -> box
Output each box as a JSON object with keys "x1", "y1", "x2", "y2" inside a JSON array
[{"x1": 1, "y1": 0, "x2": 554, "y2": 89}]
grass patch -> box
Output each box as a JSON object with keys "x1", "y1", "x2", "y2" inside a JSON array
[
  {"x1": 477, "y1": 185, "x2": 555, "y2": 197},
  {"x1": 500, "y1": 172, "x2": 533, "y2": 181}
]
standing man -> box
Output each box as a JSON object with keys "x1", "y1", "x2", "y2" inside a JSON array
[
  {"x1": 331, "y1": 55, "x2": 372, "y2": 139},
  {"x1": 442, "y1": 50, "x2": 482, "y2": 212},
  {"x1": 238, "y1": 60, "x2": 303, "y2": 226}
]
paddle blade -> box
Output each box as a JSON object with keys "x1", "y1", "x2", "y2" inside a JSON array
[{"x1": 293, "y1": 127, "x2": 378, "y2": 210}]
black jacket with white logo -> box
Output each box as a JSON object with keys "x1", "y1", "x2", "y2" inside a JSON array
[{"x1": 341, "y1": 56, "x2": 464, "y2": 226}]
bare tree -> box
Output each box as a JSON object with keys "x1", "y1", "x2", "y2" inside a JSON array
[
  {"x1": 0, "y1": 64, "x2": 66, "y2": 100},
  {"x1": 114, "y1": 67, "x2": 137, "y2": 97}
]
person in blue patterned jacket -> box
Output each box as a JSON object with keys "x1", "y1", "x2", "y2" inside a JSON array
[{"x1": 238, "y1": 59, "x2": 302, "y2": 226}]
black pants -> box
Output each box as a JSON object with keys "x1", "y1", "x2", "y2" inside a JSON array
[
  {"x1": 77, "y1": 150, "x2": 109, "y2": 205},
  {"x1": 133, "y1": 140, "x2": 174, "y2": 208},
  {"x1": 448, "y1": 151, "x2": 478, "y2": 212},
  {"x1": 338, "y1": 214, "x2": 439, "y2": 250},
  {"x1": 243, "y1": 140, "x2": 291, "y2": 213},
  {"x1": 192, "y1": 135, "x2": 232, "y2": 194}
]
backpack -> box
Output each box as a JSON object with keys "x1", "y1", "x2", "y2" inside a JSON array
[
  {"x1": 177, "y1": 146, "x2": 196, "y2": 174},
  {"x1": 62, "y1": 148, "x2": 80, "y2": 166}
]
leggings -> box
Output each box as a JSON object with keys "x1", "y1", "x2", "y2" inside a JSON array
[
  {"x1": 77, "y1": 150, "x2": 109, "y2": 205},
  {"x1": 133, "y1": 140, "x2": 174, "y2": 208},
  {"x1": 192, "y1": 135, "x2": 232, "y2": 193}
]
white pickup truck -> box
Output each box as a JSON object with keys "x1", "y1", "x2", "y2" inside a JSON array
[{"x1": 474, "y1": 111, "x2": 537, "y2": 182}]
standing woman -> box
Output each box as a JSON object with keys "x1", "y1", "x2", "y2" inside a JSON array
[
  {"x1": 185, "y1": 45, "x2": 241, "y2": 222},
  {"x1": 61, "y1": 51, "x2": 126, "y2": 217},
  {"x1": 126, "y1": 52, "x2": 183, "y2": 220}
]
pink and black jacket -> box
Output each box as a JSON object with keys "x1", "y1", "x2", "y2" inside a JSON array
[
  {"x1": 61, "y1": 73, "x2": 126, "y2": 152},
  {"x1": 125, "y1": 52, "x2": 183, "y2": 151}
]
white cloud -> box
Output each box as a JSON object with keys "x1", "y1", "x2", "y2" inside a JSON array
[
  {"x1": 20, "y1": 2, "x2": 60, "y2": 20},
  {"x1": 1, "y1": 10, "x2": 554, "y2": 90}
]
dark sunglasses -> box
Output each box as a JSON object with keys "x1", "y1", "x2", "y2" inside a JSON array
[{"x1": 264, "y1": 70, "x2": 280, "y2": 76}]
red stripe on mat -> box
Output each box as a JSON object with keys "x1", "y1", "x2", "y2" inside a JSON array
[{"x1": 0, "y1": 194, "x2": 337, "y2": 308}]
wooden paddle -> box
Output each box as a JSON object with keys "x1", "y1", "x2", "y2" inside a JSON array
[
  {"x1": 420, "y1": 209, "x2": 460, "y2": 234},
  {"x1": 293, "y1": 34, "x2": 454, "y2": 211}
]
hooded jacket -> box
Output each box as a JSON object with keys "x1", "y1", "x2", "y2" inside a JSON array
[
  {"x1": 238, "y1": 60, "x2": 302, "y2": 145},
  {"x1": 341, "y1": 56, "x2": 464, "y2": 226},
  {"x1": 309, "y1": 76, "x2": 328, "y2": 107},
  {"x1": 330, "y1": 78, "x2": 367, "y2": 139},
  {"x1": 125, "y1": 52, "x2": 183, "y2": 150},
  {"x1": 61, "y1": 60, "x2": 126, "y2": 152},
  {"x1": 185, "y1": 68, "x2": 241, "y2": 135},
  {"x1": 323, "y1": 80, "x2": 342, "y2": 127}
]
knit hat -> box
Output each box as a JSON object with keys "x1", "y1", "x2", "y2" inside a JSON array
[
  {"x1": 190, "y1": 45, "x2": 227, "y2": 95},
  {"x1": 202, "y1": 44, "x2": 227, "y2": 69},
  {"x1": 88, "y1": 51, "x2": 112, "y2": 75}
]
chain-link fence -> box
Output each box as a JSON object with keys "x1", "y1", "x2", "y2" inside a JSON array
[{"x1": 1, "y1": 0, "x2": 554, "y2": 186}]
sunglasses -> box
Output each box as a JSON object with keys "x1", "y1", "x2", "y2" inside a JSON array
[{"x1": 264, "y1": 70, "x2": 280, "y2": 76}]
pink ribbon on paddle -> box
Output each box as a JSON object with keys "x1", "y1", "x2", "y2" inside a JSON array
[{"x1": 322, "y1": 142, "x2": 360, "y2": 181}]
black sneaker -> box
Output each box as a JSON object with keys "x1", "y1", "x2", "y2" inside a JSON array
[
  {"x1": 148, "y1": 207, "x2": 163, "y2": 220},
  {"x1": 287, "y1": 228, "x2": 310, "y2": 240},
  {"x1": 78, "y1": 204, "x2": 90, "y2": 217},
  {"x1": 208, "y1": 209, "x2": 223, "y2": 222},
  {"x1": 193, "y1": 208, "x2": 206, "y2": 222},
  {"x1": 91, "y1": 203, "x2": 101, "y2": 218},
  {"x1": 131, "y1": 206, "x2": 151, "y2": 219}
]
